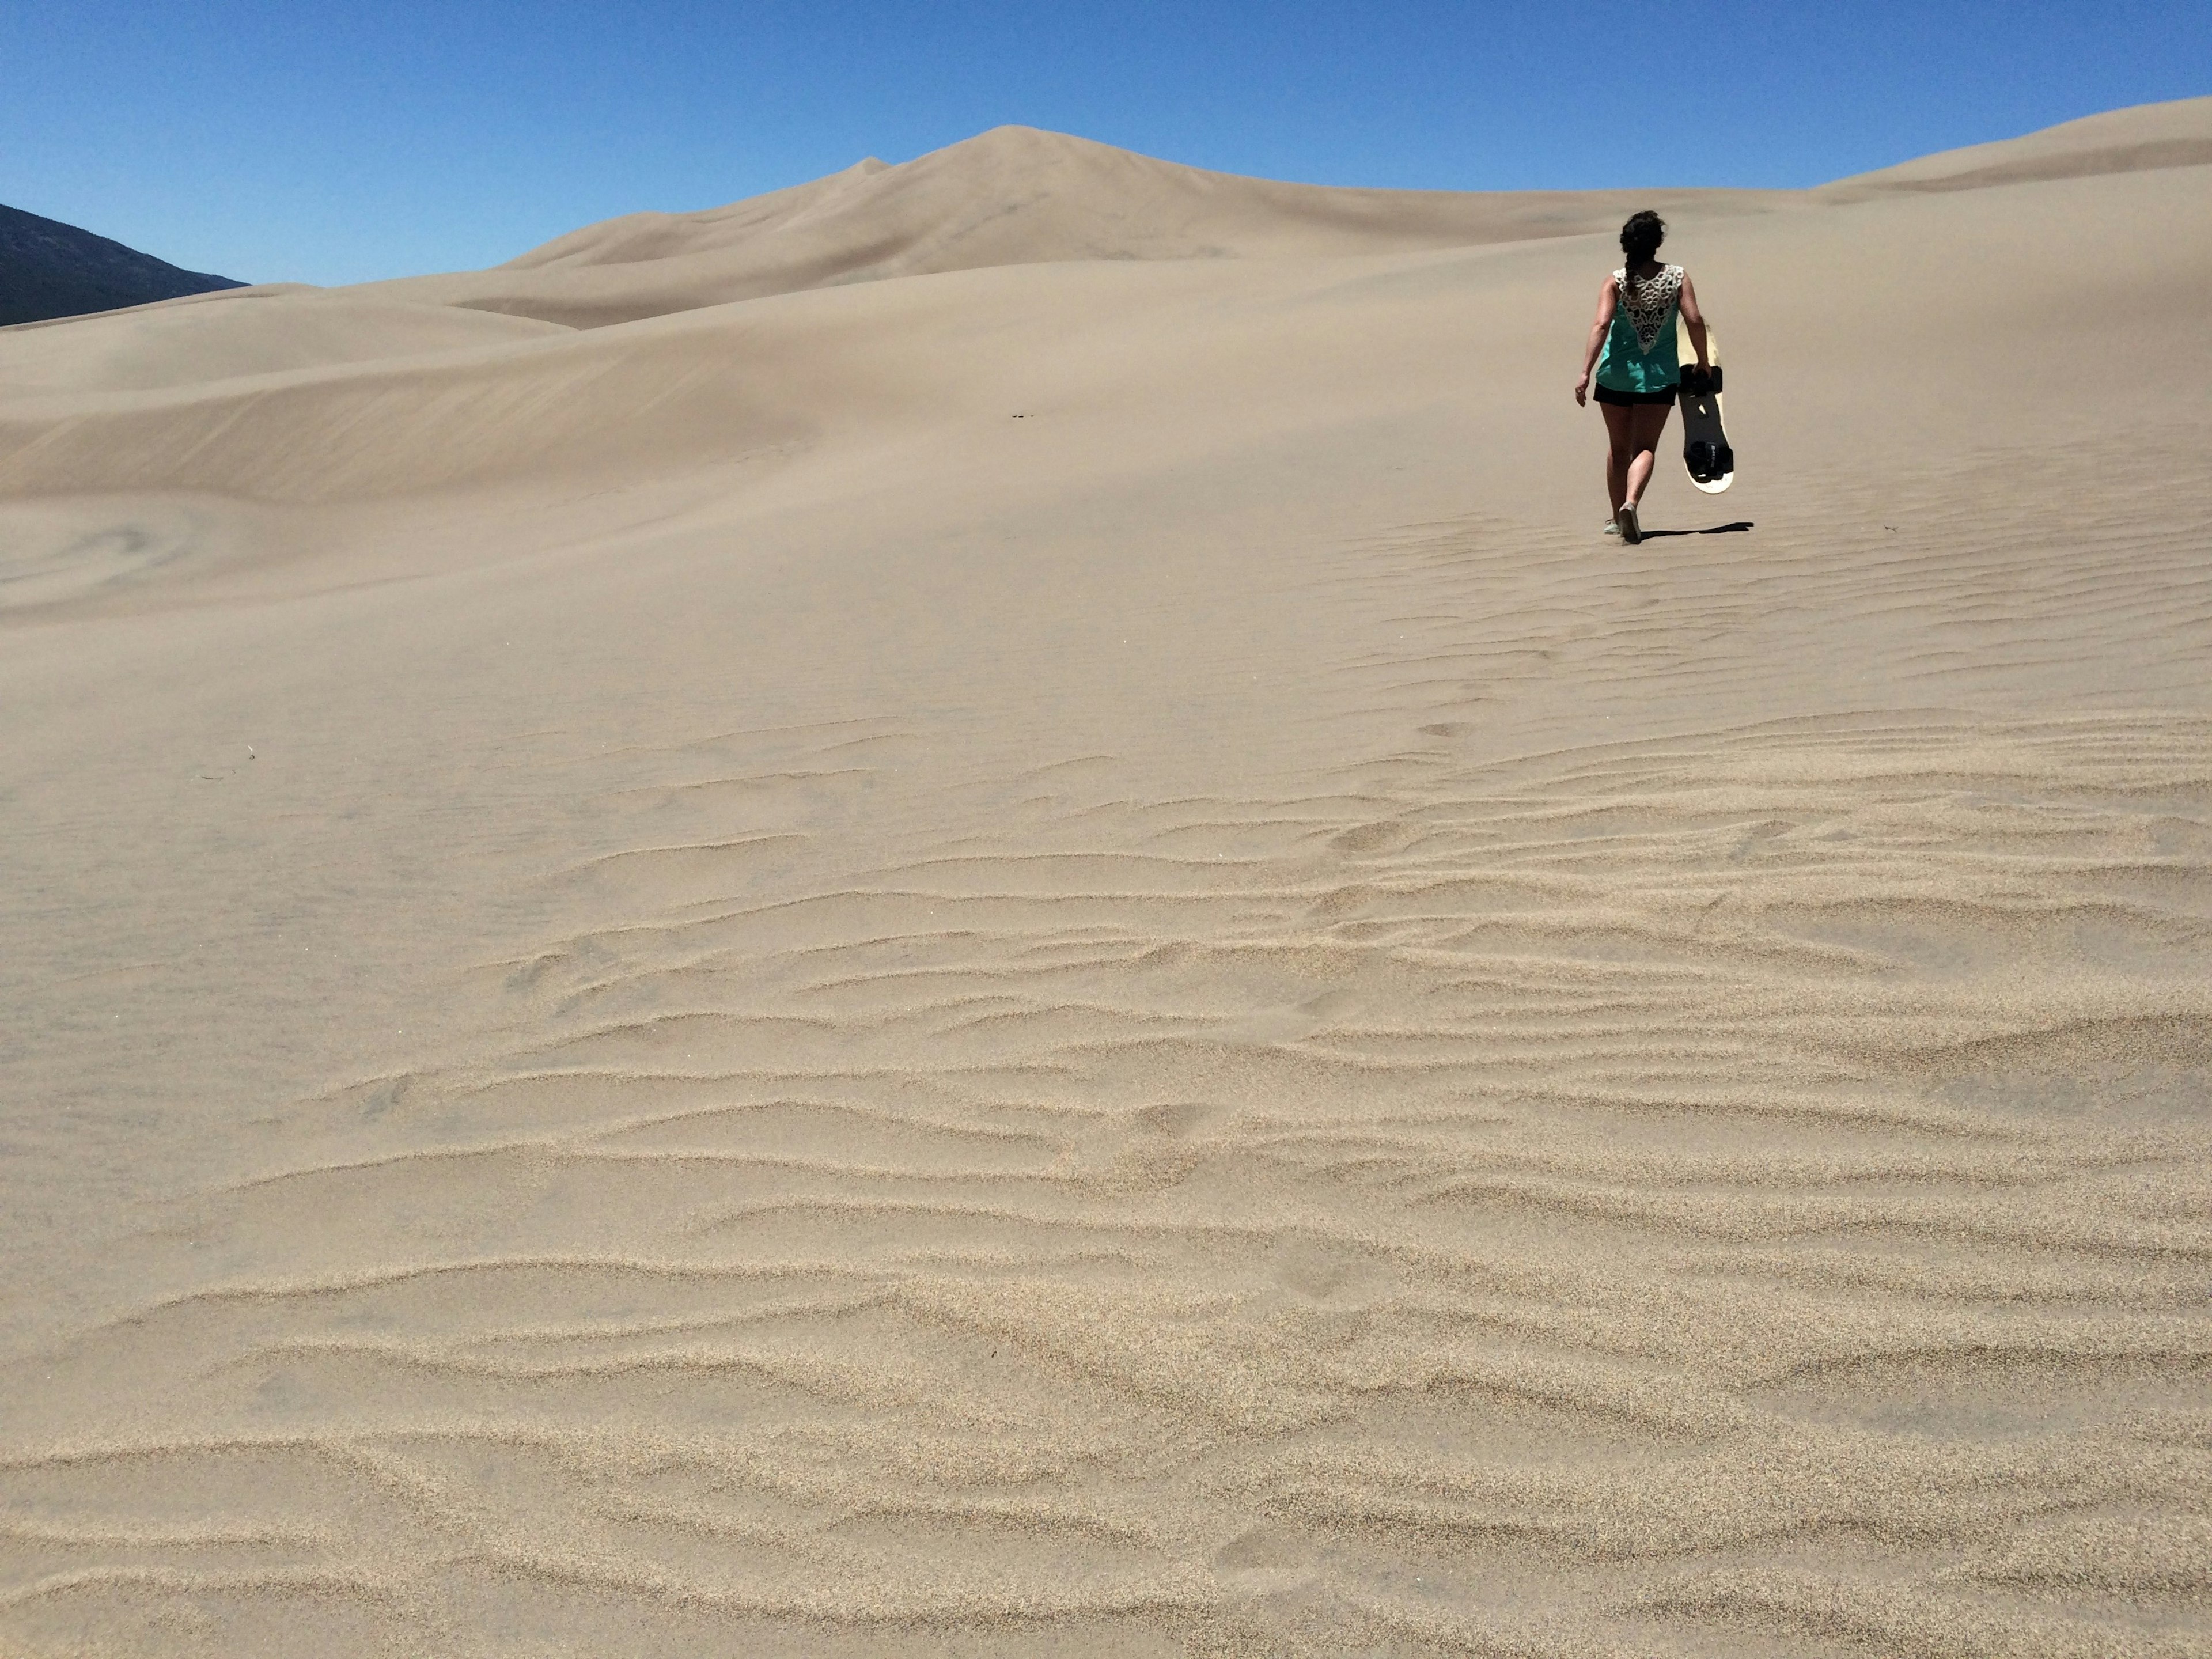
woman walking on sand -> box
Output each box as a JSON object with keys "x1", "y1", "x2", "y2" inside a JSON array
[{"x1": 1574, "y1": 210, "x2": 1708, "y2": 544}]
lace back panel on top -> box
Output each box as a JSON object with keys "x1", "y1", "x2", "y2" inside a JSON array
[{"x1": 1617, "y1": 265, "x2": 1684, "y2": 355}]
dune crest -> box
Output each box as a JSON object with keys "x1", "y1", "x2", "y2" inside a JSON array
[
  {"x1": 357, "y1": 99, "x2": 2212, "y2": 329},
  {"x1": 365, "y1": 124, "x2": 1789, "y2": 328},
  {"x1": 1821, "y1": 93, "x2": 2212, "y2": 198}
]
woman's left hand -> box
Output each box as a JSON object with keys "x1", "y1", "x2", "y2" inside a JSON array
[{"x1": 1573, "y1": 373, "x2": 1589, "y2": 407}]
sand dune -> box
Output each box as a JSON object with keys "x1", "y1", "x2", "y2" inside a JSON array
[
  {"x1": 1821, "y1": 93, "x2": 2212, "y2": 197},
  {"x1": 0, "y1": 290, "x2": 566, "y2": 401},
  {"x1": 357, "y1": 126, "x2": 1795, "y2": 329},
  {"x1": 2, "y1": 100, "x2": 2210, "y2": 1657}
]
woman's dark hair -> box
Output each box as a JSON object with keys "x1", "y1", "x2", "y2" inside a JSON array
[{"x1": 1620, "y1": 210, "x2": 1666, "y2": 299}]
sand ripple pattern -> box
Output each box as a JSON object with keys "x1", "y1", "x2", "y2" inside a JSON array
[{"x1": 6, "y1": 497, "x2": 2212, "y2": 1655}]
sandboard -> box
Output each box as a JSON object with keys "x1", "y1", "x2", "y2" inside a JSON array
[{"x1": 1675, "y1": 318, "x2": 1733, "y2": 494}]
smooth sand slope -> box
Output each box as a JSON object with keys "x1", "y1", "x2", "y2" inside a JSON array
[{"x1": 2, "y1": 99, "x2": 2210, "y2": 1657}]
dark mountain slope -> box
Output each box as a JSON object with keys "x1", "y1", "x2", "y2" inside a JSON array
[{"x1": 1, "y1": 203, "x2": 245, "y2": 327}]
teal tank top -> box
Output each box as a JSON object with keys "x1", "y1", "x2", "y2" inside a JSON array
[{"x1": 1596, "y1": 265, "x2": 1683, "y2": 393}]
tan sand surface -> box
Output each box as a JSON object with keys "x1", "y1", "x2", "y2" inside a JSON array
[{"x1": 2, "y1": 97, "x2": 2210, "y2": 1657}]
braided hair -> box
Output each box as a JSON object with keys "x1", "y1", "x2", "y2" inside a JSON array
[{"x1": 1619, "y1": 210, "x2": 1666, "y2": 302}]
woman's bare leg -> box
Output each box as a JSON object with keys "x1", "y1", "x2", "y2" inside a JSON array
[
  {"x1": 1601, "y1": 403, "x2": 1632, "y2": 516},
  {"x1": 1623, "y1": 402, "x2": 1672, "y2": 508}
]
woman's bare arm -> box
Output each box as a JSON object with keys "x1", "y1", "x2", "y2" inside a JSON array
[
  {"x1": 1574, "y1": 274, "x2": 1618, "y2": 406},
  {"x1": 1679, "y1": 272, "x2": 1709, "y2": 370}
]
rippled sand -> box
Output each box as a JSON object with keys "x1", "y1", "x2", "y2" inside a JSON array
[{"x1": 3, "y1": 104, "x2": 2210, "y2": 1657}]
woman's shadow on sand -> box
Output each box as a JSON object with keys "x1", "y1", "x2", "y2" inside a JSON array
[{"x1": 1639, "y1": 521, "x2": 1753, "y2": 539}]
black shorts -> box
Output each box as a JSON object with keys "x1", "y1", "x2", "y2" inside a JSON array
[{"x1": 1594, "y1": 382, "x2": 1679, "y2": 407}]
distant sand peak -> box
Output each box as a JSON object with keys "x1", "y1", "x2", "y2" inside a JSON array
[
  {"x1": 1820, "y1": 93, "x2": 2212, "y2": 198},
  {"x1": 429, "y1": 97, "x2": 2212, "y2": 330}
]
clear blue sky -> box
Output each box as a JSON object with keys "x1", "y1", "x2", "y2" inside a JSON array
[{"x1": 3, "y1": 1, "x2": 2204, "y2": 287}]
